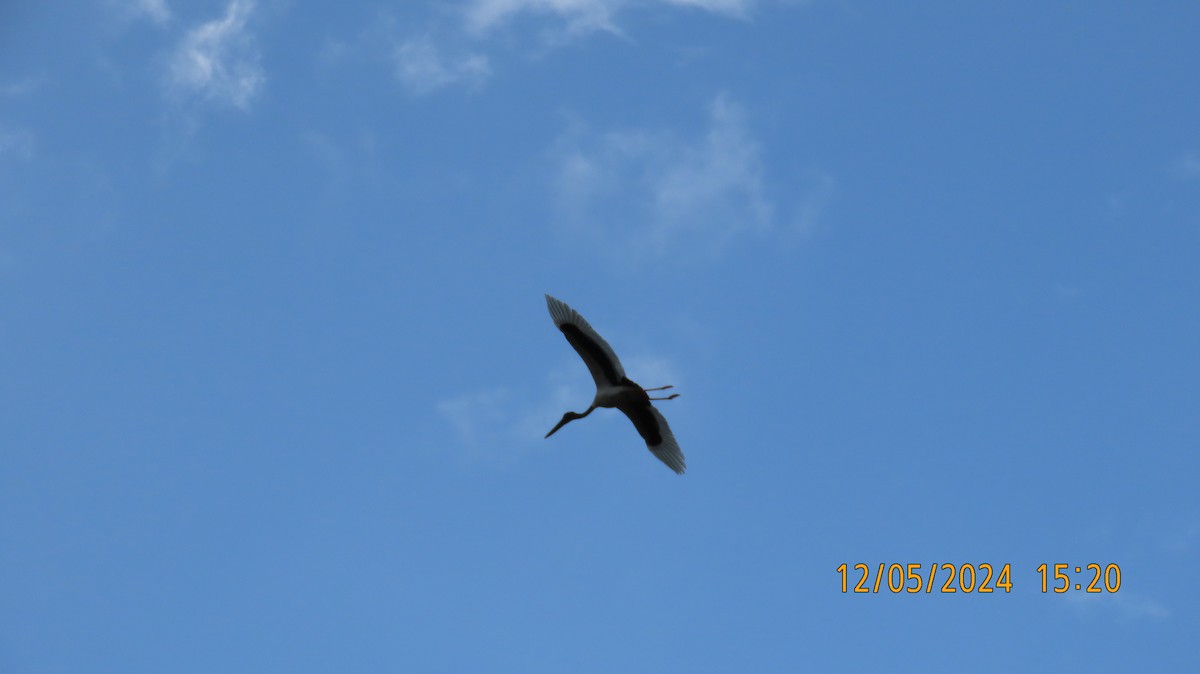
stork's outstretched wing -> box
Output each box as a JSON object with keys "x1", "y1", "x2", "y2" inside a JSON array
[
  {"x1": 545, "y1": 294, "x2": 627, "y2": 388},
  {"x1": 618, "y1": 403, "x2": 686, "y2": 474}
]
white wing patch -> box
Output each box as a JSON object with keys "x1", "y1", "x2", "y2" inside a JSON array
[
  {"x1": 646, "y1": 405, "x2": 686, "y2": 475},
  {"x1": 545, "y1": 294, "x2": 627, "y2": 380}
]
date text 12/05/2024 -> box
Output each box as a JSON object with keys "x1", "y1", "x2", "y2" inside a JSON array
[{"x1": 836, "y1": 563, "x2": 1123, "y2": 594}]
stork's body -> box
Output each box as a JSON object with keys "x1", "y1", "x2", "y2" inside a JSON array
[
  {"x1": 595, "y1": 382, "x2": 647, "y2": 409},
  {"x1": 543, "y1": 294, "x2": 686, "y2": 474}
]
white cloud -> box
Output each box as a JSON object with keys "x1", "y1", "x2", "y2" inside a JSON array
[
  {"x1": 327, "y1": 14, "x2": 491, "y2": 96},
  {"x1": 0, "y1": 127, "x2": 35, "y2": 160},
  {"x1": 1175, "y1": 152, "x2": 1200, "y2": 181},
  {"x1": 790, "y1": 169, "x2": 835, "y2": 238},
  {"x1": 464, "y1": 0, "x2": 762, "y2": 35},
  {"x1": 1066, "y1": 590, "x2": 1170, "y2": 621},
  {"x1": 436, "y1": 365, "x2": 589, "y2": 463},
  {"x1": 1115, "y1": 593, "x2": 1171, "y2": 620},
  {"x1": 437, "y1": 354, "x2": 680, "y2": 464},
  {"x1": 0, "y1": 77, "x2": 44, "y2": 99},
  {"x1": 340, "y1": 1, "x2": 805, "y2": 94},
  {"x1": 298, "y1": 129, "x2": 382, "y2": 199},
  {"x1": 650, "y1": 94, "x2": 774, "y2": 243},
  {"x1": 435, "y1": 384, "x2": 576, "y2": 465},
  {"x1": 464, "y1": 0, "x2": 626, "y2": 36},
  {"x1": 1054, "y1": 283, "x2": 1080, "y2": 300},
  {"x1": 552, "y1": 93, "x2": 782, "y2": 260},
  {"x1": 167, "y1": 0, "x2": 263, "y2": 110},
  {"x1": 1165, "y1": 523, "x2": 1199, "y2": 552},
  {"x1": 437, "y1": 387, "x2": 518, "y2": 452},
  {"x1": 392, "y1": 37, "x2": 491, "y2": 95},
  {"x1": 661, "y1": 0, "x2": 755, "y2": 16},
  {"x1": 129, "y1": 0, "x2": 171, "y2": 24},
  {"x1": 621, "y1": 355, "x2": 682, "y2": 391}
]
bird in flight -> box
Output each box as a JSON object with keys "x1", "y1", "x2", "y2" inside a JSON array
[{"x1": 543, "y1": 294, "x2": 686, "y2": 474}]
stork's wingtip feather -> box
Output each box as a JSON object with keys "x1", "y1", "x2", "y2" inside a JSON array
[{"x1": 545, "y1": 294, "x2": 575, "y2": 329}]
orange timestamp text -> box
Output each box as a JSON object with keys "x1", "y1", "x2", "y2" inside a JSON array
[
  {"x1": 837, "y1": 563, "x2": 1013, "y2": 593},
  {"x1": 837, "y1": 563, "x2": 1123, "y2": 594}
]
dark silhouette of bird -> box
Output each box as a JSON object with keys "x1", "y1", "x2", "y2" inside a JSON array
[{"x1": 544, "y1": 294, "x2": 685, "y2": 474}]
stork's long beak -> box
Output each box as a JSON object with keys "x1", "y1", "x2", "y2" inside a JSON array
[{"x1": 545, "y1": 414, "x2": 573, "y2": 439}]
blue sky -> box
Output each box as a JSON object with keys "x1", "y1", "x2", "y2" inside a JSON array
[{"x1": 2, "y1": 1, "x2": 1199, "y2": 671}]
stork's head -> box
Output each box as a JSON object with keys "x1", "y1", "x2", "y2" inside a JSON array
[{"x1": 544, "y1": 411, "x2": 584, "y2": 438}]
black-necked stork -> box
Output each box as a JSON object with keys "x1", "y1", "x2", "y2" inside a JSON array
[{"x1": 543, "y1": 294, "x2": 686, "y2": 474}]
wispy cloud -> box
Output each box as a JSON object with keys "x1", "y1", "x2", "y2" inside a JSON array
[
  {"x1": 0, "y1": 77, "x2": 45, "y2": 99},
  {"x1": 1054, "y1": 283, "x2": 1081, "y2": 300},
  {"x1": 661, "y1": 0, "x2": 756, "y2": 17},
  {"x1": 619, "y1": 355, "x2": 682, "y2": 391},
  {"x1": 338, "y1": 0, "x2": 796, "y2": 95},
  {"x1": 0, "y1": 127, "x2": 35, "y2": 161},
  {"x1": 1114, "y1": 593, "x2": 1171, "y2": 620},
  {"x1": 324, "y1": 14, "x2": 491, "y2": 97},
  {"x1": 1174, "y1": 151, "x2": 1200, "y2": 181},
  {"x1": 437, "y1": 355, "x2": 680, "y2": 465},
  {"x1": 437, "y1": 387, "x2": 520, "y2": 454},
  {"x1": 791, "y1": 169, "x2": 835, "y2": 239},
  {"x1": 436, "y1": 378, "x2": 581, "y2": 464},
  {"x1": 464, "y1": 0, "x2": 626, "y2": 36},
  {"x1": 126, "y1": 0, "x2": 172, "y2": 24},
  {"x1": 464, "y1": 0, "x2": 761, "y2": 36},
  {"x1": 551, "y1": 93, "x2": 809, "y2": 261},
  {"x1": 1155, "y1": 515, "x2": 1199, "y2": 552},
  {"x1": 1065, "y1": 590, "x2": 1170, "y2": 621},
  {"x1": 167, "y1": 0, "x2": 263, "y2": 110},
  {"x1": 392, "y1": 37, "x2": 491, "y2": 95},
  {"x1": 298, "y1": 129, "x2": 381, "y2": 199}
]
